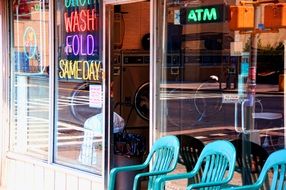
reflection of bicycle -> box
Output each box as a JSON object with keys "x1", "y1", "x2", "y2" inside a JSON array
[
  {"x1": 165, "y1": 75, "x2": 222, "y2": 127},
  {"x1": 70, "y1": 82, "x2": 149, "y2": 124},
  {"x1": 165, "y1": 88, "x2": 195, "y2": 127},
  {"x1": 70, "y1": 82, "x2": 101, "y2": 124},
  {"x1": 194, "y1": 75, "x2": 265, "y2": 124},
  {"x1": 194, "y1": 75, "x2": 223, "y2": 121}
]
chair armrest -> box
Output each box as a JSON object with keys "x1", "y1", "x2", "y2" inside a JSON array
[
  {"x1": 153, "y1": 172, "x2": 197, "y2": 190},
  {"x1": 109, "y1": 164, "x2": 147, "y2": 190},
  {"x1": 187, "y1": 180, "x2": 229, "y2": 190},
  {"x1": 133, "y1": 170, "x2": 173, "y2": 190},
  {"x1": 221, "y1": 184, "x2": 260, "y2": 190}
]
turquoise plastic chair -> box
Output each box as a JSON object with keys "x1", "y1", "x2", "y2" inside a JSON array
[
  {"x1": 154, "y1": 140, "x2": 236, "y2": 190},
  {"x1": 108, "y1": 135, "x2": 180, "y2": 190},
  {"x1": 230, "y1": 139, "x2": 269, "y2": 190},
  {"x1": 222, "y1": 148, "x2": 286, "y2": 190},
  {"x1": 177, "y1": 135, "x2": 205, "y2": 185}
]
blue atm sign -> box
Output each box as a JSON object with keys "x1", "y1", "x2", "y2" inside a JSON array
[{"x1": 181, "y1": 4, "x2": 228, "y2": 24}]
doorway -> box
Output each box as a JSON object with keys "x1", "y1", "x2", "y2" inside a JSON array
[{"x1": 105, "y1": 1, "x2": 150, "y2": 189}]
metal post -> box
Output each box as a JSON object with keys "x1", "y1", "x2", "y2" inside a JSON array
[
  {"x1": 245, "y1": 5, "x2": 260, "y2": 138},
  {"x1": 284, "y1": 40, "x2": 286, "y2": 148},
  {"x1": 241, "y1": 3, "x2": 259, "y2": 185}
]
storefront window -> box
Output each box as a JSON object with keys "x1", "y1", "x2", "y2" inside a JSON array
[
  {"x1": 156, "y1": 0, "x2": 286, "y2": 188},
  {"x1": 54, "y1": 0, "x2": 103, "y2": 174},
  {"x1": 10, "y1": 0, "x2": 50, "y2": 159}
]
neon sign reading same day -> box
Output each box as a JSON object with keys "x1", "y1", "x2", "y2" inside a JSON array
[{"x1": 59, "y1": 0, "x2": 101, "y2": 81}]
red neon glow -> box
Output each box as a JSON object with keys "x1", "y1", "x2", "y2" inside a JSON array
[{"x1": 64, "y1": 9, "x2": 98, "y2": 33}]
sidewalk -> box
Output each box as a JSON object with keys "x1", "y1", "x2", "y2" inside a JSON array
[{"x1": 161, "y1": 83, "x2": 283, "y2": 95}]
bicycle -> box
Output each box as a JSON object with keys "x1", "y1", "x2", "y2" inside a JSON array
[
  {"x1": 164, "y1": 75, "x2": 222, "y2": 127},
  {"x1": 194, "y1": 75, "x2": 223, "y2": 121},
  {"x1": 70, "y1": 82, "x2": 102, "y2": 124},
  {"x1": 70, "y1": 82, "x2": 149, "y2": 125},
  {"x1": 194, "y1": 75, "x2": 264, "y2": 122}
]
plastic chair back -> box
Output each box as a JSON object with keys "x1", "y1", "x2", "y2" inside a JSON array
[
  {"x1": 257, "y1": 149, "x2": 286, "y2": 190},
  {"x1": 153, "y1": 140, "x2": 236, "y2": 190},
  {"x1": 222, "y1": 149, "x2": 286, "y2": 190},
  {"x1": 177, "y1": 135, "x2": 204, "y2": 184},
  {"x1": 231, "y1": 139, "x2": 269, "y2": 189},
  {"x1": 146, "y1": 135, "x2": 180, "y2": 188},
  {"x1": 108, "y1": 135, "x2": 180, "y2": 190},
  {"x1": 190, "y1": 140, "x2": 236, "y2": 189}
]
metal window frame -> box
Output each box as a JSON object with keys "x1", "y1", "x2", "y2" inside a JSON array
[
  {"x1": 49, "y1": 0, "x2": 55, "y2": 165},
  {"x1": 0, "y1": 0, "x2": 10, "y2": 187}
]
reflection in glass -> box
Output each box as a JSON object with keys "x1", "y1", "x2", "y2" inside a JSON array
[
  {"x1": 54, "y1": 0, "x2": 103, "y2": 174},
  {"x1": 156, "y1": 0, "x2": 285, "y2": 188},
  {"x1": 10, "y1": 0, "x2": 50, "y2": 159}
]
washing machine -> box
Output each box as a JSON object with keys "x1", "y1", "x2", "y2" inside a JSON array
[{"x1": 112, "y1": 50, "x2": 149, "y2": 128}]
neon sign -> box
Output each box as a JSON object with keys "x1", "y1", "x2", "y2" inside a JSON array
[
  {"x1": 60, "y1": 0, "x2": 101, "y2": 81},
  {"x1": 65, "y1": 0, "x2": 93, "y2": 8},
  {"x1": 34, "y1": 4, "x2": 41, "y2": 11},
  {"x1": 23, "y1": 26, "x2": 37, "y2": 59},
  {"x1": 59, "y1": 59, "x2": 101, "y2": 80},
  {"x1": 64, "y1": 9, "x2": 98, "y2": 33},
  {"x1": 188, "y1": 8, "x2": 217, "y2": 22},
  {"x1": 181, "y1": 4, "x2": 228, "y2": 24},
  {"x1": 65, "y1": 34, "x2": 95, "y2": 55}
]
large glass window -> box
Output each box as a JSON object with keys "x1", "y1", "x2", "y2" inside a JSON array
[
  {"x1": 10, "y1": 0, "x2": 104, "y2": 175},
  {"x1": 156, "y1": 0, "x2": 286, "y2": 188},
  {"x1": 10, "y1": 0, "x2": 50, "y2": 159},
  {"x1": 54, "y1": 0, "x2": 104, "y2": 174}
]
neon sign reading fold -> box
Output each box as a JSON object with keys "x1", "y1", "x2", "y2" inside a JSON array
[{"x1": 65, "y1": 34, "x2": 95, "y2": 55}]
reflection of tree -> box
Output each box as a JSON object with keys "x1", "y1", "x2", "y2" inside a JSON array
[
  {"x1": 244, "y1": 37, "x2": 284, "y2": 53},
  {"x1": 244, "y1": 37, "x2": 284, "y2": 84}
]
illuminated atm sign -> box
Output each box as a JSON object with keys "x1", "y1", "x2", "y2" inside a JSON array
[{"x1": 181, "y1": 4, "x2": 228, "y2": 24}]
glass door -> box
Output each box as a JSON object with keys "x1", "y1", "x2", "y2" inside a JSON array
[
  {"x1": 154, "y1": 0, "x2": 286, "y2": 188},
  {"x1": 105, "y1": 1, "x2": 151, "y2": 189}
]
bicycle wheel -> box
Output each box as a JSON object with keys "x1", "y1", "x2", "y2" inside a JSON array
[
  {"x1": 165, "y1": 88, "x2": 195, "y2": 127},
  {"x1": 70, "y1": 82, "x2": 102, "y2": 123},
  {"x1": 194, "y1": 76, "x2": 223, "y2": 120}
]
